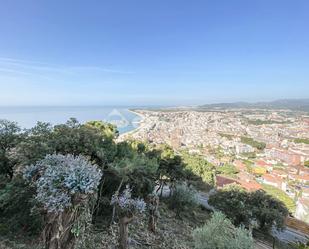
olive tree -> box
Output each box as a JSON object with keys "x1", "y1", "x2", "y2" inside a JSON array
[
  {"x1": 111, "y1": 186, "x2": 145, "y2": 249},
  {"x1": 23, "y1": 154, "x2": 102, "y2": 249},
  {"x1": 147, "y1": 193, "x2": 159, "y2": 233}
]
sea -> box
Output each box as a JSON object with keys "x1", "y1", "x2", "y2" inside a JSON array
[{"x1": 0, "y1": 106, "x2": 142, "y2": 134}]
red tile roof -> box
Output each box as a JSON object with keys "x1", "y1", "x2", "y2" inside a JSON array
[{"x1": 216, "y1": 175, "x2": 261, "y2": 192}]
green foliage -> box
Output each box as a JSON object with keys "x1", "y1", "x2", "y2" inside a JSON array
[
  {"x1": 240, "y1": 152, "x2": 256, "y2": 159},
  {"x1": 217, "y1": 164, "x2": 239, "y2": 176},
  {"x1": 0, "y1": 118, "x2": 120, "y2": 234},
  {"x1": 113, "y1": 154, "x2": 158, "y2": 198},
  {"x1": 115, "y1": 141, "x2": 138, "y2": 159},
  {"x1": 112, "y1": 141, "x2": 159, "y2": 198},
  {"x1": 241, "y1": 136, "x2": 266, "y2": 150},
  {"x1": 193, "y1": 211, "x2": 254, "y2": 249},
  {"x1": 305, "y1": 161, "x2": 309, "y2": 168},
  {"x1": 52, "y1": 118, "x2": 117, "y2": 165},
  {"x1": 169, "y1": 183, "x2": 198, "y2": 216},
  {"x1": 294, "y1": 138, "x2": 309, "y2": 145},
  {"x1": 290, "y1": 241, "x2": 309, "y2": 249},
  {"x1": 181, "y1": 151, "x2": 215, "y2": 186},
  {"x1": 157, "y1": 145, "x2": 186, "y2": 183},
  {"x1": 261, "y1": 184, "x2": 296, "y2": 213},
  {"x1": 126, "y1": 168, "x2": 157, "y2": 198},
  {"x1": 208, "y1": 185, "x2": 289, "y2": 231},
  {"x1": 12, "y1": 122, "x2": 54, "y2": 167},
  {"x1": 0, "y1": 120, "x2": 22, "y2": 178},
  {"x1": 209, "y1": 185, "x2": 251, "y2": 226},
  {"x1": 247, "y1": 119, "x2": 290, "y2": 125},
  {"x1": 0, "y1": 176, "x2": 43, "y2": 236},
  {"x1": 8, "y1": 119, "x2": 119, "y2": 170},
  {"x1": 219, "y1": 133, "x2": 234, "y2": 140},
  {"x1": 85, "y1": 120, "x2": 119, "y2": 139},
  {"x1": 249, "y1": 190, "x2": 289, "y2": 230}
]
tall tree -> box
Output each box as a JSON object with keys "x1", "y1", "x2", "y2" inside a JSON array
[{"x1": 0, "y1": 119, "x2": 22, "y2": 178}]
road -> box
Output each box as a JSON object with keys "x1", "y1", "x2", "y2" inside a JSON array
[{"x1": 272, "y1": 227, "x2": 308, "y2": 243}]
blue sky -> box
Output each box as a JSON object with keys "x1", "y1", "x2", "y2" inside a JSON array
[{"x1": 0, "y1": 0, "x2": 308, "y2": 106}]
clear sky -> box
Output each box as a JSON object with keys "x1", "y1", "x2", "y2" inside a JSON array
[{"x1": 0, "y1": 0, "x2": 308, "y2": 106}]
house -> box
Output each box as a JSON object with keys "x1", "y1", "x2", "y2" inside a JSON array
[
  {"x1": 216, "y1": 175, "x2": 261, "y2": 192},
  {"x1": 236, "y1": 143, "x2": 255, "y2": 154},
  {"x1": 265, "y1": 147, "x2": 301, "y2": 166},
  {"x1": 216, "y1": 175, "x2": 238, "y2": 188},
  {"x1": 234, "y1": 160, "x2": 247, "y2": 171},
  {"x1": 261, "y1": 174, "x2": 286, "y2": 191},
  {"x1": 255, "y1": 159, "x2": 273, "y2": 171},
  {"x1": 289, "y1": 174, "x2": 309, "y2": 184},
  {"x1": 295, "y1": 198, "x2": 309, "y2": 224},
  {"x1": 272, "y1": 169, "x2": 288, "y2": 179}
]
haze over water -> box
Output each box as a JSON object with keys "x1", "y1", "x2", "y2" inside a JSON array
[{"x1": 0, "y1": 106, "x2": 141, "y2": 134}]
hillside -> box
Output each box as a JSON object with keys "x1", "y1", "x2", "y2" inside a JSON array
[
  {"x1": 198, "y1": 99, "x2": 309, "y2": 112},
  {"x1": 0, "y1": 201, "x2": 210, "y2": 249}
]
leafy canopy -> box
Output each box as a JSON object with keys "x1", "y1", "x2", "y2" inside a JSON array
[
  {"x1": 0, "y1": 119, "x2": 22, "y2": 178},
  {"x1": 208, "y1": 185, "x2": 289, "y2": 231},
  {"x1": 193, "y1": 211, "x2": 254, "y2": 249}
]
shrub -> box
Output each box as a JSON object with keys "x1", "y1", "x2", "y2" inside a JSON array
[
  {"x1": 169, "y1": 183, "x2": 198, "y2": 216},
  {"x1": 0, "y1": 176, "x2": 42, "y2": 236},
  {"x1": 181, "y1": 151, "x2": 215, "y2": 186},
  {"x1": 241, "y1": 136, "x2": 266, "y2": 150},
  {"x1": 208, "y1": 185, "x2": 289, "y2": 232},
  {"x1": 193, "y1": 212, "x2": 254, "y2": 249},
  {"x1": 208, "y1": 185, "x2": 251, "y2": 226},
  {"x1": 217, "y1": 164, "x2": 239, "y2": 176},
  {"x1": 294, "y1": 138, "x2": 309, "y2": 145},
  {"x1": 51, "y1": 118, "x2": 117, "y2": 165},
  {"x1": 23, "y1": 154, "x2": 102, "y2": 249}
]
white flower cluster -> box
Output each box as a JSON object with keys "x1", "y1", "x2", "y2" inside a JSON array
[
  {"x1": 23, "y1": 154, "x2": 102, "y2": 213},
  {"x1": 111, "y1": 186, "x2": 146, "y2": 214}
]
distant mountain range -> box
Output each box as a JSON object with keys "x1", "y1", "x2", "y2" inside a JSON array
[{"x1": 198, "y1": 99, "x2": 309, "y2": 113}]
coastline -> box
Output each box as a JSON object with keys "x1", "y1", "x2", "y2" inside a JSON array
[{"x1": 118, "y1": 109, "x2": 145, "y2": 139}]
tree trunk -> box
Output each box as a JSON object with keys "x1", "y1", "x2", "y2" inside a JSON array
[
  {"x1": 147, "y1": 195, "x2": 159, "y2": 233},
  {"x1": 42, "y1": 213, "x2": 61, "y2": 249},
  {"x1": 42, "y1": 195, "x2": 89, "y2": 249},
  {"x1": 42, "y1": 210, "x2": 76, "y2": 249},
  {"x1": 94, "y1": 177, "x2": 105, "y2": 222},
  {"x1": 160, "y1": 182, "x2": 164, "y2": 197},
  {"x1": 148, "y1": 215, "x2": 158, "y2": 233},
  {"x1": 118, "y1": 216, "x2": 133, "y2": 249},
  {"x1": 111, "y1": 178, "x2": 124, "y2": 225}
]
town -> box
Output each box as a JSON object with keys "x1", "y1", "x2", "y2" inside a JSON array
[{"x1": 124, "y1": 108, "x2": 309, "y2": 223}]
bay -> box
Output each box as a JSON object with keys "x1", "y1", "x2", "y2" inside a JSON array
[{"x1": 0, "y1": 106, "x2": 141, "y2": 134}]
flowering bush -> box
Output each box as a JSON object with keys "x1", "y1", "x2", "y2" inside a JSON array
[
  {"x1": 23, "y1": 154, "x2": 102, "y2": 213},
  {"x1": 111, "y1": 186, "x2": 146, "y2": 214}
]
